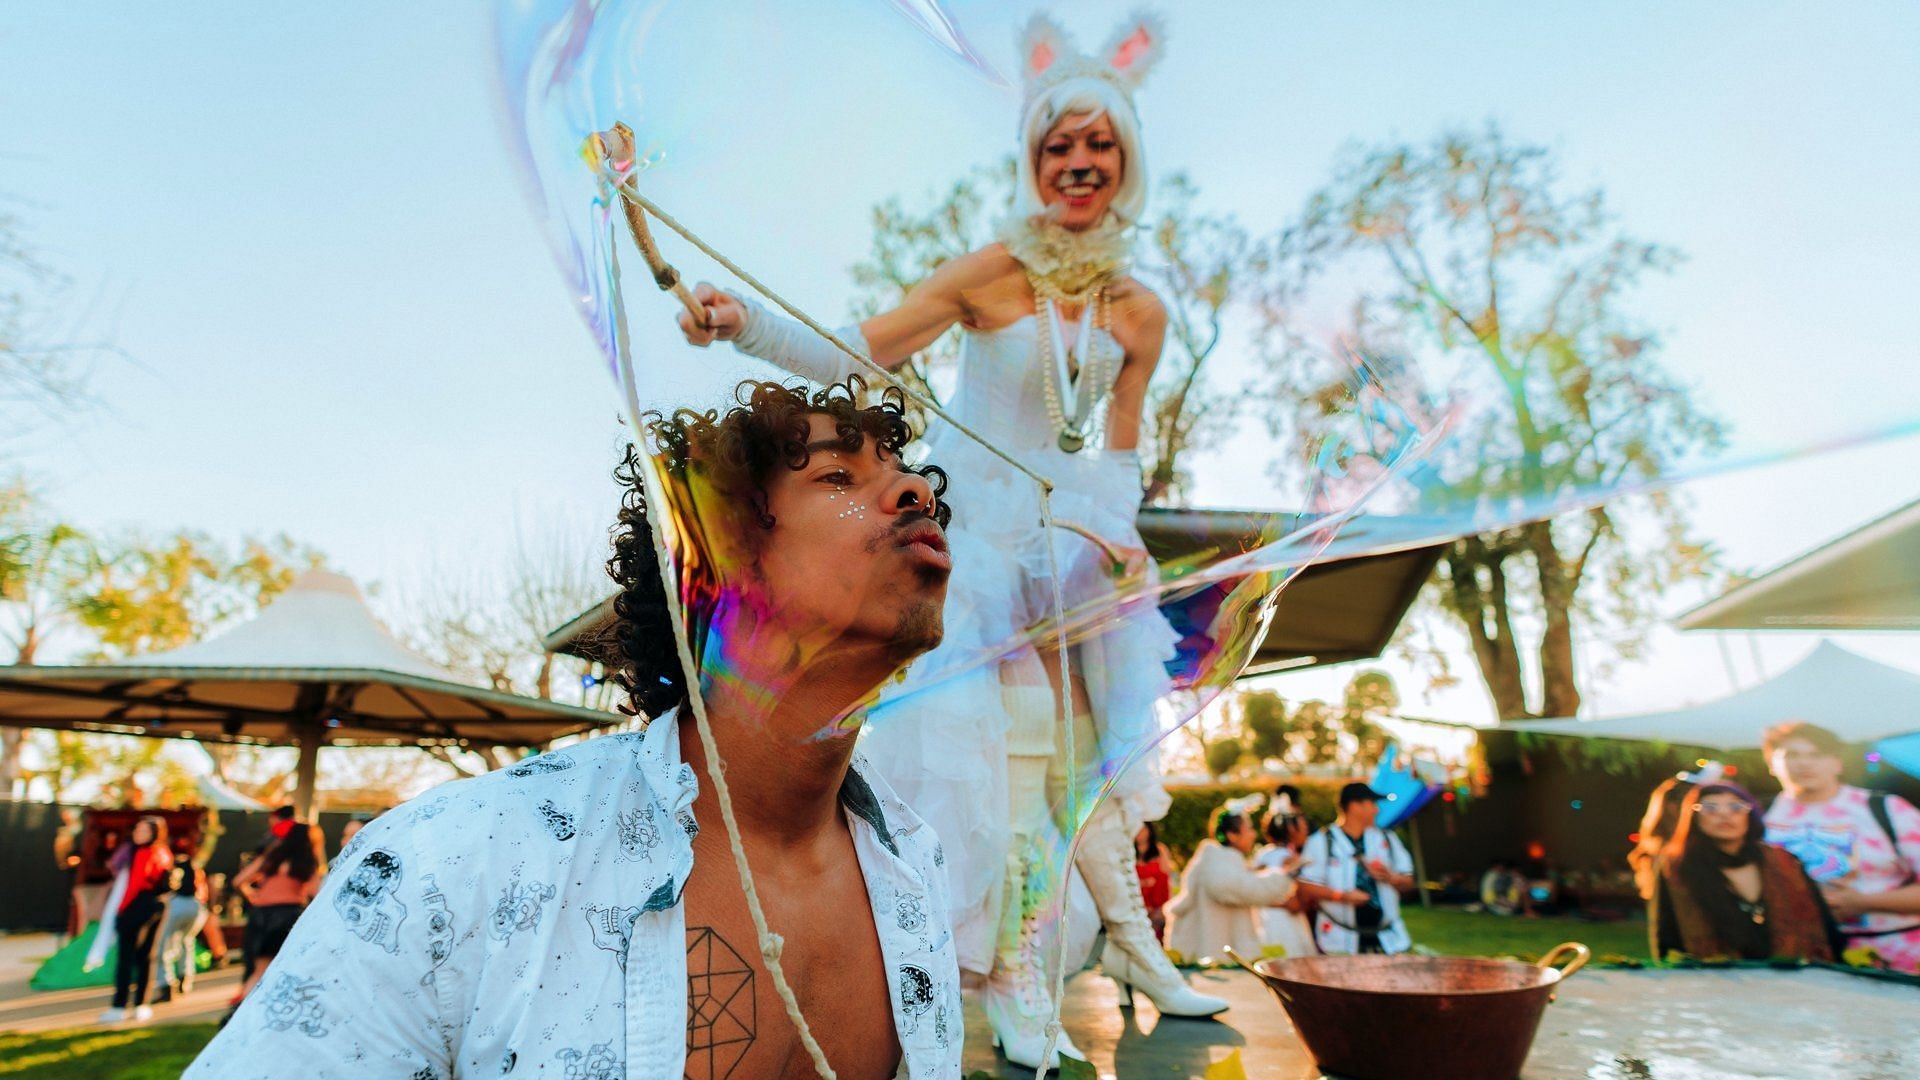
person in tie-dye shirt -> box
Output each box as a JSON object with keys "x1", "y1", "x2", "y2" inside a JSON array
[{"x1": 1762, "y1": 721, "x2": 1920, "y2": 973}]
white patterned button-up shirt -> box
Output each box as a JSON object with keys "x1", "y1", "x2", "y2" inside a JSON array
[{"x1": 185, "y1": 712, "x2": 962, "y2": 1079}]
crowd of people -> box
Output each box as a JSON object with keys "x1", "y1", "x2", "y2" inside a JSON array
[
  {"x1": 1120, "y1": 719, "x2": 1920, "y2": 980},
  {"x1": 1136, "y1": 782, "x2": 1421, "y2": 966},
  {"x1": 1635, "y1": 721, "x2": 1920, "y2": 971},
  {"x1": 87, "y1": 804, "x2": 374, "y2": 1025}
]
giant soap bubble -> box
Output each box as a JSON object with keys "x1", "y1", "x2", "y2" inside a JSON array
[{"x1": 494, "y1": 0, "x2": 1917, "y2": 1072}]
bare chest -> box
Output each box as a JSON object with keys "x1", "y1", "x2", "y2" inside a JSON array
[{"x1": 681, "y1": 841, "x2": 901, "y2": 1080}]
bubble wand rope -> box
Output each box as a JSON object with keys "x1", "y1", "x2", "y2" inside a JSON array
[
  {"x1": 605, "y1": 217, "x2": 839, "y2": 1080},
  {"x1": 599, "y1": 161, "x2": 1055, "y2": 494},
  {"x1": 1033, "y1": 496, "x2": 1078, "y2": 1079}
]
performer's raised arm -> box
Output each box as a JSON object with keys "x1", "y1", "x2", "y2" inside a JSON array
[{"x1": 676, "y1": 249, "x2": 983, "y2": 384}]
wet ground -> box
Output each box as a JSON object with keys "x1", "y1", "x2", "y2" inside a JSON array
[
  {"x1": 960, "y1": 965, "x2": 1920, "y2": 1079},
  {"x1": 6, "y1": 933, "x2": 1916, "y2": 1077}
]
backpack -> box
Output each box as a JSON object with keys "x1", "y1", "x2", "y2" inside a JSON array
[{"x1": 1868, "y1": 793, "x2": 1915, "y2": 885}]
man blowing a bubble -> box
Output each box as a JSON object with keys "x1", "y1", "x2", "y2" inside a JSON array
[{"x1": 188, "y1": 378, "x2": 964, "y2": 1079}]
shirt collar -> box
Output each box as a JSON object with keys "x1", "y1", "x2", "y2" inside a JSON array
[{"x1": 646, "y1": 714, "x2": 915, "y2": 855}]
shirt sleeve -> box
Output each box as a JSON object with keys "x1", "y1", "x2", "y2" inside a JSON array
[
  {"x1": 1207, "y1": 859, "x2": 1296, "y2": 908},
  {"x1": 1388, "y1": 832, "x2": 1414, "y2": 877},
  {"x1": 1297, "y1": 832, "x2": 1330, "y2": 886},
  {"x1": 184, "y1": 812, "x2": 462, "y2": 1079}
]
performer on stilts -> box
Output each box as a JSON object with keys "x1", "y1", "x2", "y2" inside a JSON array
[{"x1": 676, "y1": 10, "x2": 1227, "y2": 1069}]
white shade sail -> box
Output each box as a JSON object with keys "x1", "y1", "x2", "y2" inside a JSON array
[{"x1": 1504, "y1": 641, "x2": 1920, "y2": 750}]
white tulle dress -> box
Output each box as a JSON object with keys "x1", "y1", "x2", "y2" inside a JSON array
[{"x1": 863, "y1": 314, "x2": 1179, "y2": 975}]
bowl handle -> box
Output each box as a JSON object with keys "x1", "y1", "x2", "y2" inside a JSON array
[
  {"x1": 1222, "y1": 946, "x2": 1290, "y2": 1002},
  {"x1": 1536, "y1": 942, "x2": 1591, "y2": 1002}
]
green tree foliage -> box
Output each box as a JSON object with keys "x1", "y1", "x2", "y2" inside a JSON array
[
  {"x1": 1241, "y1": 689, "x2": 1288, "y2": 762},
  {"x1": 1203, "y1": 735, "x2": 1246, "y2": 779},
  {"x1": 1, "y1": 512, "x2": 323, "y2": 799},
  {"x1": 1339, "y1": 669, "x2": 1399, "y2": 764},
  {"x1": 1224, "y1": 670, "x2": 1402, "y2": 773},
  {"x1": 67, "y1": 532, "x2": 321, "y2": 660},
  {"x1": 1262, "y1": 126, "x2": 1725, "y2": 720}
]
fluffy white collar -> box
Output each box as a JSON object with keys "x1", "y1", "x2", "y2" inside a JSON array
[{"x1": 995, "y1": 212, "x2": 1134, "y2": 303}]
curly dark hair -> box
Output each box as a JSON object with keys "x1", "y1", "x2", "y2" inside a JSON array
[{"x1": 606, "y1": 377, "x2": 952, "y2": 719}]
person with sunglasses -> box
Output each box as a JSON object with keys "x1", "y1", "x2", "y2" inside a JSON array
[{"x1": 1650, "y1": 782, "x2": 1841, "y2": 962}]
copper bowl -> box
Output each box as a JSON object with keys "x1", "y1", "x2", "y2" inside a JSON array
[{"x1": 1228, "y1": 942, "x2": 1590, "y2": 1080}]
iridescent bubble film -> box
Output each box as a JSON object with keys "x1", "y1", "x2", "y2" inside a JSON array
[{"x1": 494, "y1": 0, "x2": 1920, "y2": 1067}]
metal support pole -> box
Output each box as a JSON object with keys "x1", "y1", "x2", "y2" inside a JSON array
[
  {"x1": 292, "y1": 720, "x2": 323, "y2": 821},
  {"x1": 1407, "y1": 816, "x2": 1433, "y2": 909}
]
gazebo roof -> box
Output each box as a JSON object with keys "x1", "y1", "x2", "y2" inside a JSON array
[
  {"x1": 544, "y1": 507, "x2": 1449, "y2": 675},
  {"x1": 0, "y1": 570, "x2": 614, "y2": 751},
  {"x1": 1679, "y1": 495, "x2": 1920, "y2": 631}
]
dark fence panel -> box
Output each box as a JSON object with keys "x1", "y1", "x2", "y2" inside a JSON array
[
  {"x1": 0, "y1": 800, "x2": 80, "y2": 932},
  {"x1": 0, "y1": 801, "x2": 370, "y2": 933}
]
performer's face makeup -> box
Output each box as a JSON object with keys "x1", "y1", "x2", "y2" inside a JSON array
[
  {"x1": 1037, "y1": 111, "x2": 1123, "y2": 230},
  {"x1": 751, "y1": 413, "x2": 950, "y2": 663}
]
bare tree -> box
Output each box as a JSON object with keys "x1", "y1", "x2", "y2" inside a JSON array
[
  {"x1": 387, "y1": 516, "x2": 611, "y2": 777},
  {"x1": 1138, "y1": 175, "x2": 1251, "y2": 505},
  {"x1": 849, "y1": 158, "x2": 1016, "y2": 412},
  {"x1": 1, "y1": 199, "x2": 101, "y2": 436},
  {"x1": 1262, "y1": 126, "x2": 1725, "y2": 720}
]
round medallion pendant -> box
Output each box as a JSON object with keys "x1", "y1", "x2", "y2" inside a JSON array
[{"x1": 1057, "y1": 429, "x2": 1086, "y2": 453}]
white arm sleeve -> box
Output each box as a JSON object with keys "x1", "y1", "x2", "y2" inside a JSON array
[
  {"x1": 729, "y1": 293, "x2": 872, "y2": 387},
  {"x1": 1208, "y1": 857, "x2": 1297, "y2": 908}
]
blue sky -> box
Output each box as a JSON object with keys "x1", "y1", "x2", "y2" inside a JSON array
[{"x1": 5, "y1": 2, "x2": 1918, "y2": 723}]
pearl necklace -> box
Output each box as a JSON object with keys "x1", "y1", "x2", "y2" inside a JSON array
[{"x1": 1037, "y1": 286, "x2": 1115, "y2": 453}]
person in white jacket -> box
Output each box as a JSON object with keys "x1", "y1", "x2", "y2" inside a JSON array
[
  {"x1": 1165, "y1": 804, "x2": 1299, "y2": 964},
  {"x1": 1296, "y1": 782, "x2": 1417, "y2": 955},
  {"x1": 188, "y1": 381, "x2": 964, "y2": 1079}
]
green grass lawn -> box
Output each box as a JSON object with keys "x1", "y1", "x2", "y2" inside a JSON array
[
  {"x1": 1402, "y1": 905, "x2": 1649, "y2": 962},
  {"x1": 0, "y1": 1023, "x2": 219, "y2": 1079}
]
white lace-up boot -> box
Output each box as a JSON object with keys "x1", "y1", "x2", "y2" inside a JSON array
[
  {"x1": 1078, "y1": 803, "x2": 1229, "y2": 1018},
  {"x1": 983, "y1": 907, "x2": 1089, "y2": 1071}
]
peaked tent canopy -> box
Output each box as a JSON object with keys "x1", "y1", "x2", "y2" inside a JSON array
[
  {"x1": 0, "y1": 570, "x2": 618, "y2": 816},
  {"x1": 1504, "y1": 641, "x2": 1920, "y2": 750},
  {"x1": 544, "y1": 507, "x2": 1449, "y2": 675},
  {"x1": 1679, "y1": 496, "x2": 1920, "y2": 631}
]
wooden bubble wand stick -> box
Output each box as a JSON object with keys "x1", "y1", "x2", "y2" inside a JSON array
[{"x1": 584, "y1": 122, "x2": 709, "y2": 331}]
